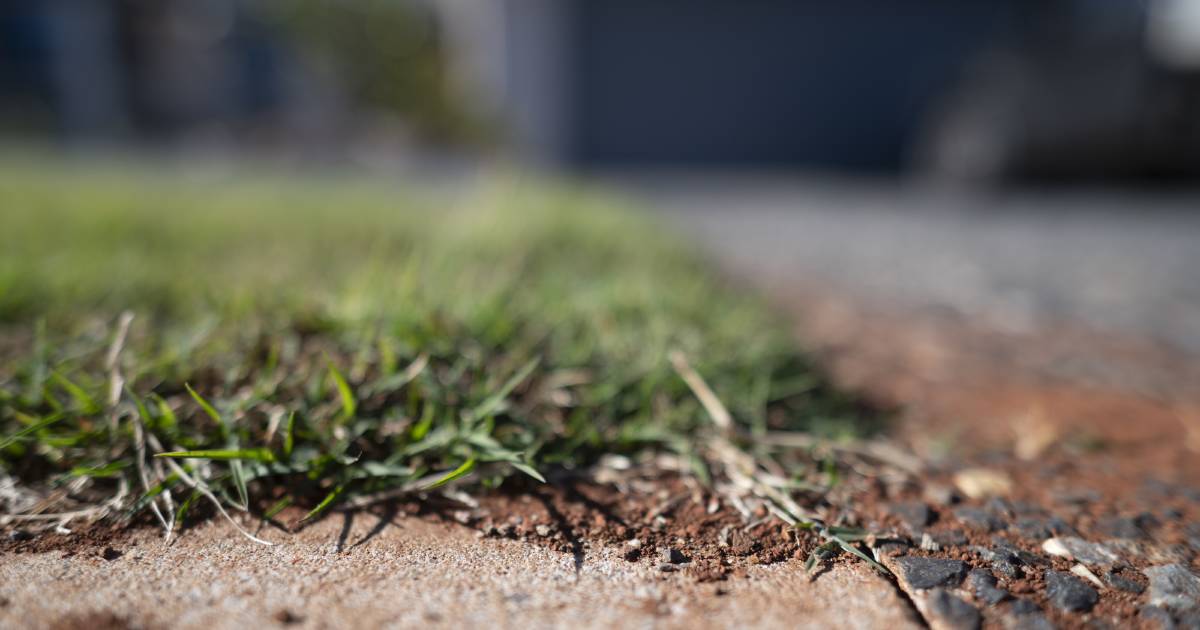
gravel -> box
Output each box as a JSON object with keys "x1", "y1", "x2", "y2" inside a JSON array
[
  {"x1": 1095, "y1": 514, "x2": 1155, "y2": 540},
  {"x1": 1042, "y1": 536, "x2": 1122, "y2": 567},
  {"x1": 889, "y1": 502, "x2": 933, "y2": 531},
  {"x1": 1144, "y1": 564, "x2": 1200, "y2": 613},
  {"x1": 928, "y1": 589, "x2": 981, "y2": 630},
  {"x1": 1044, "y1": 570, "x2": 1099, "y2": 612},
  {"x1": 953, "y1": 507, "x2": 1005, "y2": 533},
  {"x1": 1105, "y1": 571, "x2": 1146, "y2": 594},
  {"x1": 967, "y1": 569, "x2": 1009, "y2": 605},
  {"x1": 894, "y1": 557, "x2": 967, "y2": 590}
]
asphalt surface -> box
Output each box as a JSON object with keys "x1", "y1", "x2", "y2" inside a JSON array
[{"x1": 626, "y1": 174, "x2": 1200, "y2": 354}]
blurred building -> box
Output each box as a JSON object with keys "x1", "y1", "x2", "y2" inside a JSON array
[
  {"x1": 450, "y1": 0, "x2": 1200, "y2": 180},
  {"x1": 3, "y1": 0, "x2": 1200, "y2": 180},
  {"x1": 0, "y1": 0, "x2": 295, "y2": 144}
]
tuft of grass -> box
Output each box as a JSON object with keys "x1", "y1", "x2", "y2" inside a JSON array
[{"x1": 0, "y1": 156, "x2": 876, "y2": 537}]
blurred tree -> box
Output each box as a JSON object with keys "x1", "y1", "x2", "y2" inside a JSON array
[{"x1": 257, "y1": 0, "x2": 490, "y2": 145}]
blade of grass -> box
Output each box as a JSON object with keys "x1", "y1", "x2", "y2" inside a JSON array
[
  {"x1": 0, "y1": 412, "x2": 66, "y2": 450},
  {"x1": 155, "y1": 448, "x2": 276, "y2": 462},
  {"x1": 302, "y1": 483, "x2": 346, "y2": 522},
  {"x1": 423, "y1": 457, "x2": 476, "y2": 489},
  {"x1": 328, "y1": 362, "x2": 356, "y2": 422},
  {"x1": 510, "y1": 461, "x2": 546, "y2": 483},
  {"x1": 49, "y1": 371, "x2": 100, "y2": 415},
  {"x1": 283, "y1": 411, "x2": 296, "y2": 458},
  {"x1": 468, "y1": 357, "x2": 540, "y2": 422}
]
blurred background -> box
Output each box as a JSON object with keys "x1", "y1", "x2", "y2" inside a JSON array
[
  {"x1": 2, "y1": 0, "x2": 1199, "y2": 356},
  {"x1": 4, "y1": 0, "x2": 1200, "y2": 181}
]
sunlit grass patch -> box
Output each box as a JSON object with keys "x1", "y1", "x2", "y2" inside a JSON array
[{"x1": 0, "y1": 157, "x2": 874, "y2": 539}]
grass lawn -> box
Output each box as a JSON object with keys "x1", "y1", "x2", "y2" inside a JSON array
[{"x1": 0, "y1": 156, "x2": 874, "y2": 548}]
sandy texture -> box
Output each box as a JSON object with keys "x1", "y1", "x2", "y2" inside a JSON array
[{"x1": 0, "y1": 515, "x2": 921, "y2": 630}]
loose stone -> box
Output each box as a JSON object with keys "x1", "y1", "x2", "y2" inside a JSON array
[
  {"x1": 967, "y1": 568, "x2": 1009, "y2": 605},
  {"x1": 1045, "y1": 570, "x2": 1099, "y2": 613},
  {"x1": 1105, "y1": 570, "x2": 1145, "y2": 594},
  {"x1": 894, "y1": 556, "x2": 967, "y2": 589},
  {"x1": 889, "y1": 501, "x2": 933, "y2": 531},
  {"x1": 928, "y1": 589, "x2": 981, "y2": 630},
  {"x1": 1144, "y1": 564, "x2": 1200, "y2": 613},
  {"x1": 954, "y1": 507, "x2": 1004, "y2": 532}
]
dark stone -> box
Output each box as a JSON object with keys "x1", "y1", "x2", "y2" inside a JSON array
[
  {"x1": 1012, "y1": 516, "x2": 1077, "y2": 540},
  {"x1": 1045, "y1": 570, "x2": 1100, "y2": 612},
  {"x1": 985, "y1": 498, "x2": 1014, "y2": 518},
  {"x1": 1014, "y1": 518, "x2": 1053, "y2": 540},
  {"x1": 968, "y1": 568, "x2": 1009, "y2": 605},
  {"x1": 8, "y1": 530, "x2": 33, "y2": 542},
  {"x1": 929, "y1": 589, "x2": 981, "y2": 630},
  {"x1": 1106, "y1": 570, "x2": 1146, "y2": 594},
  {"x1": 894, "y1": 556, "x2": 967, "y2": 589},
  {"x1": 992, "y1": 540, "x2": 1047, "y2": 566},
  {"x1": 932, "y1": 529, "x2": 968, "y2": 548},
  {"x1": 1010, "y1": 599, "x2": 1042, "y2": 615},
  {"x1": 1096, "y1": 514, "x2": 1154, "y2": 540},
  {"x1": 661, "y1": 547, "x2": 688, "y2": 564},
  {"x1": 101, "y1": 547, "x2": 123, "y2": 561},
  {"x1": 1048, "y1": 516, "x2": 1078, "y2": 536},
  {"x1": 992, "y1": 557, "x2": 1023, "y2": 580},
  {"x1": 955, "y1": 507, "x2": 1004, "y2": 532},
  {"x1": 889, "y1": 501, "x2": 933, "y2": 530}
]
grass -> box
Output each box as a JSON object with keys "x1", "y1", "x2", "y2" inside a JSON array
[{"x1": 0, "y1": 155, "x2": 875, "y2": 544}]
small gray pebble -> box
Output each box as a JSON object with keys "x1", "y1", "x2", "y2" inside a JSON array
[
  {"x1": 955, "y1": 507, "x2": 1004, "y2": 532},
  {"x1": 1096, "y1": 514, "x2": 1153, "y2": 540},
  {"x1": 894, "y1": 556, "x2": 967, "y2": 589},
  {"x1": 1045, "y1": 570, "x2": 1099, "y2": 612},
  {"x1": 929, "y1": 589, "x2": 981, "y2": 630},
  {"x1": 889, "y1": 501, "x2": 933, "y2": 530},
  {"x1": 968, "y1": 569, "x2": 1009, "y2": 605},
  {"x1": 1106, "y1": 570, "x2": 1146, "y2": 594},
  {"x1": 661, "y1": 547, "x2": 687, "y2": 564},
  {"x1": 932, "y1": 529, "x2": 968, "y2": 547}
]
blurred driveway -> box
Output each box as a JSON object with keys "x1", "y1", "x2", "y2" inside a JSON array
[{"x1": 629, "y1": 174, "x2": 1200, "y2": 355}]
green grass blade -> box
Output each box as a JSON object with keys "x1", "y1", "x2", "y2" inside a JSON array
[
  {"x1": 831, "y1": 535, "x2": 890, "y2": 575},
  {"x1": 302, "y1": 483, "x2": 346, "y2": 521},
  {"x1": 283, "y1": 411, "x2": 296, "y2": 458},
  {"x1": 328, "y1": 362, "x2": 356, "y2": 421},
  {"x1": 0, "y1": 412, "x2": 66, "y2": 450},
  {"x1": 155, "y1": 448, "x2": 276, "y2": 462},
  {"x1": 469, "y1": 357, "x2": 540, "y2": 422},
  {"x1": 230, "y1": 459, "x2": 249, "y2": 510},
  {"x1": 184, "y1": 381, "x2": 223, "y2": 424},
  {"x1": 49, "y1": 371, "x2": 100, "y2": 414},
  {"x1": 424, "y1": 457, "x2": 476, "y2": 489},
  {"x1": 510, "y1": 461, "x2": 546, "y2": 483}
]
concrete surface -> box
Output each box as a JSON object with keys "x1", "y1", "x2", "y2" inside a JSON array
[{"x1": 0, "y1": 516, "x2": 922, "y2": 630}]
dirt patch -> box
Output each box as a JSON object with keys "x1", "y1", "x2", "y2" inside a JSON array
[
  {"x1": 2, "y1": 521, "x2": 134, "y2": 556},
  {"x1": 781, "y1": 287, "x2": 1200, "y2": 627}
]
